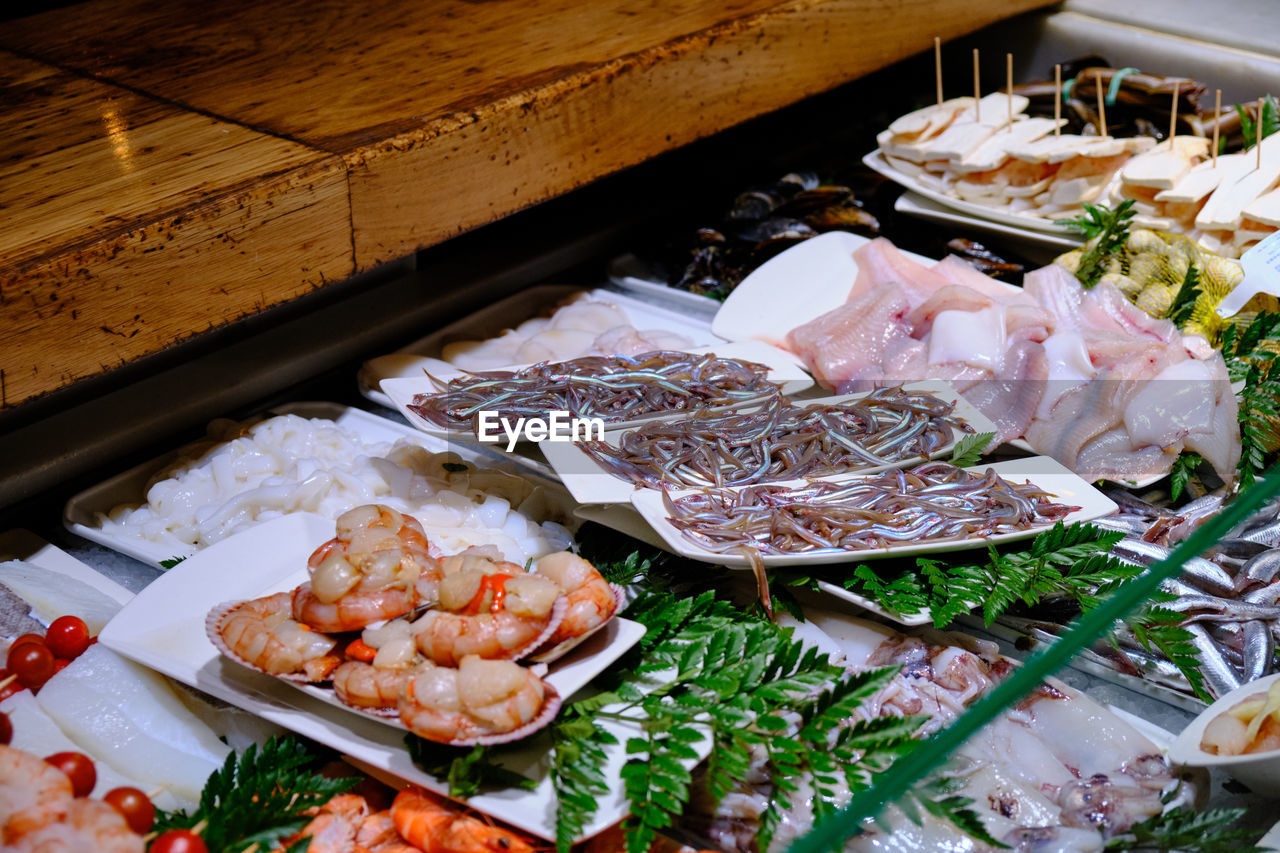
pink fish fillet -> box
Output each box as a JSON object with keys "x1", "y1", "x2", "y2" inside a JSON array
[
  {"x1": 851, "y1": 238, "x2": 953, "y2": 307},
  {"x1": 960, "y1": 340, "x2": 1049, "y2": 445},
  {"x1": 907, "y1": 286, "x2": 994, "y2": 338},
  {"x1": 1076, "y1": 429, "x2": 1173, "y2": 484},
  {"x1": 786, "y1": 287, "x2": 911, "y2": 390},
  {"x1": 1087, "y1": 280, "x2": 1179, "y2": 344},
  {"x1": 931, "y1": 254, "x2": 1035, "y2": 305}
]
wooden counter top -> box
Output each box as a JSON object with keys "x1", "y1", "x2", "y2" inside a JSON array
[{"x1": 0, "y1": 0, "x2": 1053, "y2": 411}]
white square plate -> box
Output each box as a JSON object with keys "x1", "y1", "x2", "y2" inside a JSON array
[
  {"x1": 628, "y1": 456, "x2": 1117, "y2": 568},
  {"x1": 541, "y1": 380, "x2": 996, "y2": 505},
  {"x1": 98, "y1": 513, "x2": 656, "y2": 843},
  {"x1": 380, "y1": 340, "x2": 815, "y2": 442}
]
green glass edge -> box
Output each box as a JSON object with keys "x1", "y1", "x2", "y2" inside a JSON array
[{"x1": 787, "y1": 468, "x2": 1280, "y2": 853}]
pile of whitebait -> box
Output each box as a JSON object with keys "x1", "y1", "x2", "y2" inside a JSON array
[
  {"x1": 579, "y1": 386, "x2": 971, "y2": 489},
  {"x1": 408, "y1": 350, "x2": 780, "y2": 430},
  {"x1": 664, "y1": 461, "x2": 1072, "y2": 555}
]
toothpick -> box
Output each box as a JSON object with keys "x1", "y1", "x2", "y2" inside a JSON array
[
  {"x1": 1259, "y1": 96, "x2": 1265, "y2": 171},
  {"x1": 0, "y1": 673, "x2": 15, "y2": 691},
  {"x1": 1054, "y1": 64, "x2": 1062, "y2": 137},
  {"x1": 1169, "y1": 83, "x2": 1179, "y2": 143},
  {"x1": 1006, "y1": 52, "x2": 1014, "y2": 131},
  {"x1": 146, "y1": 787, "x2": 166, "y2": 799},
  {"x1": 1213, "y1": 88, "x2": 1221, "y2": 168},
  {"x1": 934, "y1": 37, "x2": 943, "y2": 106},
  {"x1": 1095, "y1": 69, "x2": 1107, "y2": 138},
  {"x1": 972, "y1": 49, "x2": 981, "y2": 121}
]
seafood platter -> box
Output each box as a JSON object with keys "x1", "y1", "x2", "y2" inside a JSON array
[{"x1": 14, "y1": 39, "x2": 1280, "y2": 853}]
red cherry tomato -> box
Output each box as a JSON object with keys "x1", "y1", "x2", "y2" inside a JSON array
[
  {"x1": 0, "y1": 710, "x2": 11, "y2": 745},
  {"x1": 8, "y1": 634, "x2": 45, "y2": 654},
  {"x1": 8, "y1": 643, "x2": 55, "y2": 689},
  {"x1": 104, "y1": 786, "x2": 155, "y2": 833},
  {"x1": 45, "y1": 616, "x2": 91, "y2": 660},
  {"x1": 149, "y1": 829, "x2": 209, "y2": 853},
  {"x1": 53, "y1": 658, "x2": 72, "y2": 674},
  {"x1": 0, "y1": 669, "x2": 23, "y2": 701},
  {"x1": 45, "y1": 751, "x2": 96, "y2": 797}
]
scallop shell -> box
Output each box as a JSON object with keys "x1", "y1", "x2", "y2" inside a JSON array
[
  {"x1": 414, "y1": 593, "x2": 568, "y2": 666},
  {"x1": 526, "y1": 583, "x2": 628, "y2": 664},
  {"x1": 403, "y1": 680, "x2": 564, "y2": 748},
  {"x1": 205, "y1": 598, "x2": 335, "y2": 685}
]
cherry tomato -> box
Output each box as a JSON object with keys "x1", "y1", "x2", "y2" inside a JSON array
[
  {"x1": 149, "y1": 829, "x2": 209, "y2": 853},
  {"x1": 8, "y1": 643, "x2": 55, "y2": 689},
  {"x1": 53, "y1": 658, "x2": 72, "y2": 674},
  {"x1": 9, "y1": 634, "x2": 45, "y2": 654},
  {"x1": 45, "y1": 751, "x2": 96, "y2": 797},
  {"x1": 45, "y1": 616, "x2": 91, "y2": 660},
  {"x1": 104, "y1": 786, "x2": 155, "y2": 833},
  {"x1": 0, "y1": 710, "x2": 11, "y2": 745},
  {"x1": 0, "y1": 669, "x2": 23, "y2": 701}
]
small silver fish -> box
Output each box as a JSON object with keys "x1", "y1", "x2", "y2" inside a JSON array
[
  {"x1": 1242, "y1": 620, "x2": 1274, "y2": 683},
  {"x1": 1239, "y1": 550, "x2": 1280, "y2": 593},
  {"x1": 1185, "y1": 623, "x2": 1244, "y2": 698}
]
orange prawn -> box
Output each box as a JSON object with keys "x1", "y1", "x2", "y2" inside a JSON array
[{"x1": 390, "y1": 789, "x2": 536, "y2": 853}]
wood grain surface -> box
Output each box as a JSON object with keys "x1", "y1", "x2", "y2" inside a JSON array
[
  {"x1": 0, "y1": 0, "x2": 1052, "y2": 409},
  {"x1": 0, "y1": 53, "x2": 351, "y2": 409}
]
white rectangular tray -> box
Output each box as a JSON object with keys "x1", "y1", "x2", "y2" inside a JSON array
[
  {"x1": 380, "y1": 339, "x2": 815, "y2": 443},
  {"x1": 63, "y1": 402, "x2": 569, "y2": 570},
  {"x1": 98, "y1": 512, "x2": 662, "y2": 844},
  {"x1": 359, "y1": 285, "x2": 724, "y2": 408},
  {"x1": 629, "y1": 456, "x2": 1117, "y2": 568},
  {"x1": 894, "y1": 191, "x2": 1083, "y2": 253},
  {"x1": 540, "y1": 380, "x2": 996, "y2": 505}
]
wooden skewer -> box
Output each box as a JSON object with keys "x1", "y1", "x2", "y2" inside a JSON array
[
  {"x1": 0, "y1": 673, "x2": 16, "y2": 691},
  {"x1": 934, "y1": 37, "x2": 943, "y2": 106},
  {"x1": 972, "y1": 49, "x2": 981, "y2": 121},
  {"x1": 1259, "y1": 96, "x2": 1265, "y2": 171},
  {"x1": 1054, "y1": 64, "x2": 1062, "y2": 137},
  {"x1": 1095, "y1": 69, "x2": 1107, "y2": 138},
  {"x1": 1006, "y1": 52, "x2": 1014, "y2": 131},
  {"x1": 1213, "y1": 88, "x2": 1221, "y2": 168},
  {"x1": 1169, "y1": 82, "x2": 1179, "y2": 143},
  {"x1": 146, "y1": 786, "x2": 166, "y2": 799}
]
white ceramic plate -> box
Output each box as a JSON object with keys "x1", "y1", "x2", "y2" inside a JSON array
[
  {"x1": 359, "y1": 286, "x2": 724, "y2": 408},
  {"x1": 63, "y1": 403, "x2": 567, "y2": 570},
  {"x1": 540, "y1": 380, "x2": 996, "y2": 505},
  {"x1": 863, "y1": 149, "x2": 1078, "y2": 237},
  {"x1": 98, "y1": 513, "x2": 660, "y2": 843},
  {"x1": 1168, "y1": 672, "x2": 1280, "y2": 797},
  {"x1": 893, "y1": 191, "x2": 1083, "y2": 253},
  {"x1": 629, "y1": 456, "x2": 1117, "y2": 568},
  {"x1": 380, "y1": 340, "x2": 815, "y2": 443},
  {"x1": 606, "y1": 255, "x2": 724, "y2": 319}
]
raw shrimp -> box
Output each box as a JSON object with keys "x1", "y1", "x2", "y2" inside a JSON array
[
  {"x1": 391, "y1": 789, "x2": 535, "y2": 853},
  {"x1": 0, "y1": 744, "x2": 74, "y2": 842},
  {"x1": 356, "y1": 811, "x2": 421, "y2": 853},
  {"x1": 413, "y1": 567, "x2": 563, "y2": 666},
  {"x1": 210, "y1": 591, "x2": 340, "y2": 681},
  {"x1": 275, "y1": 794, "x2": 368, "y2": 853},
  {"x1": 398, "y1": 656, "x2": 557, "y2": 745},
  {"x1": 531, "y1": 552, "x2": 618, "y2": 653},
  {"x1": 333, "y1": 661, "x2": 411, "y2": 712},
  {"x1": 294, "y1": 505, "x2": 442, "y2": 633},
  {"x1": 6, "y1": 799, "x2": 143, "y2": 853}
]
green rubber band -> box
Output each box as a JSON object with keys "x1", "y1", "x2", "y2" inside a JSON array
[
  {"x1": 1107, "y1": 66, "x2": 1141, "y2": 106},
  {"x1": 1061, "y1": 75, "x2": 1076, "y2": 103}
]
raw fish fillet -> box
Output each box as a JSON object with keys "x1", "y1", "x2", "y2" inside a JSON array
[
  {"x1": 906, "y1": 285, "x2": 993, "y2": 338},
  {"x1": 1076, "y1": 429, "x2": 1172, "y2": 485},
  {"x1": 961, "y1": 340, "x2": 1048, "y2": 445},
  {"x1": 35, "y1": 645, "x2": 231, "y2": 804},
  {"x1": 0, "y1": 559, "x2": 122, "y2": 633},
  {"x1": 785, "y1": 288, "x2": 910, "y2": 389},
  {"x1": 850, "y1": 238, "x2": 951, "y2": 307}
]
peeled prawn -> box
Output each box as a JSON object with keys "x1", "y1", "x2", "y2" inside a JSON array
[
  {"x1": 1, "y1": 744, "x2": 74, "y2": 842},
  {"x1": 531, "y1": 552, "x2": 618, "y2": 656},
  {"x1": 391, "y1": 789, "x2": 534, "y2": 853},
  {"x1": 274, "y1": 793, "x2": 369, "y2": 853},
  {"x1": 398, "y1": 656, "x2": 556, "y2": 745},
  {"x1": 211, "y1": 591, "x2": 340, "y2": 681},
  {"x1": 294, "y1": 505, "x2": 442, "y2": 632},
  {"x1": 332, "y1": 661, "x2": 411, "y2": 712},
  {"x1": 6, "y1": 799, "x2": 143, "y2": 853},
  {"x1": 414, "y1": 566, "x2": 563, "y2": 666}
]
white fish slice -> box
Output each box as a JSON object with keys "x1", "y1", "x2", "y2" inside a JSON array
[
  {"x1": 0, "y1": 559, "x2": 123, "y2": 634},
  {"x1": 35, "y1": 644, "x2": 231, "y2": 804},
  {"x1": 1121, "y1": 136, "x2": 1210, "y2": 190}
]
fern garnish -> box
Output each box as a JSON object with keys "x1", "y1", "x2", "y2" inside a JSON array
[
  {"x1": 1167, "y1": 262, "x2": 1202, "y2": 329},
  {"x1": 403, "y1": 738, "x2": 536, "y2": 798},
  {"x1": 1221, "y1": 311, "x2": 1280, "y2": 488},
  {"x1": 1169, "y1": 451, "x2": 1203, "y2": 501},
  {"x1": 1058, "y1": 200, "x2": 1136, "y2": 287},
  {"x1": 1237, "y1": 94, "x2": 1279, "y2": 149},
  {"x1": 153, "y1": 736, "x2": 359, "y2": 853},
  {"x1": 949, "y1": 431, "x2": 995, "y2": 467},
  {"x1": 1103, "y1": 806, "x2": 1265, "y2": 852}
]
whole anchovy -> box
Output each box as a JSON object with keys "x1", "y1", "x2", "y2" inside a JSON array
[
  {"x1": 1242, "y1": 620, "x2": 1274, "y2": 683},
  {"x1": 1165, "y1": 595, "x2": 1280, "y2": 622},
  {"x1": 1185, "y1": 623, "x2": 1244, "y2": 698},
  {"x1": 1244, "y1": 581, "x2": 1280, "y2": 607},
  {"x1": 1238, "y1": 550, "x2": 1280, "y2": 593},
  {"x1": 1112, "y1": 538, "x2": 1236, "y2": 596}
]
